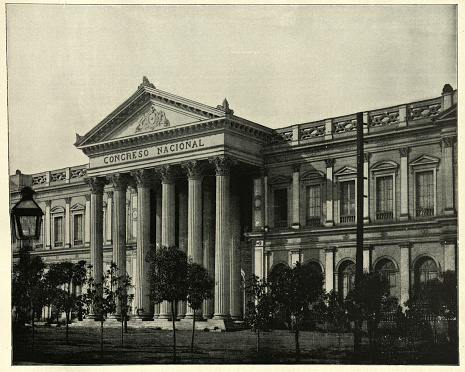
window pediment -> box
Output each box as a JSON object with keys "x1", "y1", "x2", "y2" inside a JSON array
[
  {"x1": 410, "y1": 155, "x2": 440, "y2": 169},
  {"x1": 269, "y1": 175, "x2": 292, "y2": 186},
  {"x1": 300, "y1": 170, "x2": 325, "y2": 182},
  {"x1": 51, "y1": 206, "x2": 65, "y2": 214},
  {"x1": 334, "y1": 166, "x2": 357, "y2": 180},
  {"x1": 371, "y1": 161, "x2": 398, "y2": 173},
  {"x1": 70, "y1": 203, "x2": 85, "y2": 212}
]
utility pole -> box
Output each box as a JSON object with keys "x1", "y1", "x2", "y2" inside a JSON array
[{"x1": 354, "y1": 112, "x2": 364, "y2": 360}]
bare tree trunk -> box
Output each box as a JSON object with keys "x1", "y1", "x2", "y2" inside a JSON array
[
  {"x1": 31, "y1": 309, "x2": 35, "y2": 358},
  {"x1": 66, "y1": 311, "x2": 70, "y2": 345},
  {"x1": 171, "y1": 301, "x2": 176, "y2": 363},
  {"x1": 100, "y1": 319, "x2": 104, "y2": 359},
  {"x1": 295, "y1": 319, "x2": 300, "y2": 361},
  {"x1": 257, "y1": 329, "x2": 260, "y2": 353},
  {"x1": 191, "y1": 309, "x2": 196, "y2": 353},
  {"x1": 121, "y1": 313, "x2": 124, "y2": 347}
]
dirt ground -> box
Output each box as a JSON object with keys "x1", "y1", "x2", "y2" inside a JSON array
[{"x1": 11, "y1": 324, "x2": 458, "y2": 365}]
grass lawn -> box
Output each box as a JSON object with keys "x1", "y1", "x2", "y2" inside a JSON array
[{"x1": 12, "y1": 324, "x2": 458, "y2": 365}]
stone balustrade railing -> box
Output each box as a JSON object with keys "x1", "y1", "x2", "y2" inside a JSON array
[
  {"x1": 32, "y1": 164, "x2": 89, "y2": 187},
  {"x1": 268, "y1": 94, "x2": 449, "y2": 146}
]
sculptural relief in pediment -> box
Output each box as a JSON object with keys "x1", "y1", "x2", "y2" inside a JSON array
[{"x1": 135, "y1": 106, "x2": 171, "y2": 133}]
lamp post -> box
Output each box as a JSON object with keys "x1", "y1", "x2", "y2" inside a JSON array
[{"x1": 11, "y1": 186, "x2": 44, "y2": 241}]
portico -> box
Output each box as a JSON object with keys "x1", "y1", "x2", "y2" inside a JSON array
[{"x1": 75, "y1": 78, "x2": 272, "y2": 326}]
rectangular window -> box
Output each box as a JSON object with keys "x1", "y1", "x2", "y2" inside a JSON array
[
  {"x1": 340, "y1": 180, "x2": 355, "y2": 223},
  {"x1": 73, "y1": 214, "x2": 83, "y2": 246},
  {"x1": 54, "y1": 216, "x2": 63, "y2": 247},
  {"x1": 376, "y1": 176, "x2": 393, "y2": 220},
  {"x1": 416, "y1": 171, "x2": 434, "y2": 217},
  {"x1": 306, "y1": 185, "x2": 321, "y2": 226},
  {"x1": 274, "y1": 188, "x2": 288, "y2": 228}
]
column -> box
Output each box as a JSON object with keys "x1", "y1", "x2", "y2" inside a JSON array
[
  {"x1": 202, "y1": 177, "x2": 215, "y2": 319},
  {"x1": 133, "y1": 169, "x2": 153, "y2": 320},
  {"x1": 177, "y1": 182, "x2": 188, "y2": 319},
  {"x1": 159, "y1": 165, "x2": 176, "y2": 319},
  {"x1": 105, "y1": 191, "x2": 113, "y2": 244},
  {"x1": 109, "y1": 173, "x2": 128, "y2": 317},
  {"x1": 363, "y1": 245, "x2": 371, "y2": 272},
  {"x1": 153, "y1": 182, "x2": 162, "y2": 318},
  {"x1": 64, "y1": 197, "x2": 71, "y2": 248},
  {"x1": 442, "y1": 137, "x2": 455, "y2": 215},
  {"x1": 86, "y1": 177, "x2": 106, "y2": 318},
  {"x1": 324, "y1": 247, "x2": 335, "y2": 292},
  {"x1": 45, "y1": 200, "x2": 51, "y2": 249},
  {"x1": 292, "y1": 164, "x2": 301, "y2": 229},
  {"x1": 363, "y1": 153, "x2": 371, "y2": 223},
  {"x1": 210, "y1": 156, "x2": 232, "y2": 320},
  {"x1": 184, "y1": 161, "x2": 204, "y2": 319},
  {"x1": 399, "y1": 243, "x2": 410, "y2": 308},
  {"x1": 84, "y1": 195, "x2": 90, "y2": 247},
  {"x1": 230, "y1": 177, "x2": 242, "y2": 320},
  {"x1": 399, "y1": 147, "x2": 410, "y2": 221},
  {"x1": 324, "y1": 159, "x2": 336, "y2": 226}
]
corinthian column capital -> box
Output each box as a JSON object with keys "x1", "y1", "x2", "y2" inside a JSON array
[
  {"x1": 157, "y1": 165, "x2": 175, "y2": 183},
  {"x1": 85, "y1": 177, "x2": 107, "y2": 194},
  {"x1": 108, "y1": 173, "x2": 129, "y2": 191},
  {"x1": 210, "y1": 156, "x2": 235, "y2": 176},
  {"x1": 183, "y1": 161, "x2": 205, "y2": 180},
  {"x1": 131, "y1": 169, "x2": 154, "y2": 187}
]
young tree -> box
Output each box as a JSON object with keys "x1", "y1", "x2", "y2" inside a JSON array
[
  {"x1": 12, "y1": 248, "x2": 47, "y2": 354},
  {"x1": 346, "y1": 272, "x2": 398, "y2": 358},
  {"x1": 146, "y1": 245, "x2": 189, "y2": 362},
  {"x1": 46, "y1": 260, "x2": 87, "y2": 344},
  {"x1": 268, "y1": 262, "x2": 324, "y2": 359},
  {"x1": 112, "y1": 270, "x2": 134, "y2": 347},
  {"x1": 82, "y1": 264, "x2": 117, "y2": 358},
  {"x1": 314, "y1": 290, "x2": 349, "y2": 349},
  {"x1": 186, "y1": 262, "x2": 214, "y2": 353},
  {"x1": 244, "y1": 275, "x2": 276, "y2": 353}
]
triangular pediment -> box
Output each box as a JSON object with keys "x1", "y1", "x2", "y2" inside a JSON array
[
  {"x1": 334, "y1": 166, "x2": 357, "y2": 177},
  {"x1": 75, "y1": 78, "x2": 228, "y2": 147},
  {"x1": 410, "y1": 155, "x2": 440, "y2": 167},
  {"x1": 269, "y1": 175, "x2": 292, "y2": 185},
  {"x1": 109, "y1": 103, "x2": 208, "y2": 140}
]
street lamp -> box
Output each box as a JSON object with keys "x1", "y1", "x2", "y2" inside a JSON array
[{"x1": 11, "y1": 186, "x2": 44, "y2": 240}]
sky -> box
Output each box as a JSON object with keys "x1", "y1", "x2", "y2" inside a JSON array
[{"x1": 6, "y1": 4, "x2": 457, "y2": 175}]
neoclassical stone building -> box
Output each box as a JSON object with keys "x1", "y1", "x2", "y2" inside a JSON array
[{"x1": 10, "y1": 78, "x2": 457, "y2": 328}]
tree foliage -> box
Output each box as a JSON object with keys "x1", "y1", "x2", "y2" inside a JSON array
[
  {"x1": 346, "y1": 272, "x2": 398, "y2": 357},
  {"x1": 268, "y1": 262, "x2": 324, "y2": 358},
  {"x1": 146, "y1": 245, "x2": 189, "y2": 362},
  {"x1": 186, "y1": 261, "x2": 214, "y2": 352},
  {"x1": 46, "y1": 260, "x2": 87, "y2": 343},
  {"x1": 244, "y1": 275, "x2": 276, "y2": 353},
  {"x1": 12, "y1": 249, "x2": 47, "y2": 324}
]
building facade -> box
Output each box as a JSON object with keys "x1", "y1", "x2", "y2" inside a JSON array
[{"x1": 10, "y1": 78, "x2": 457, "y2": 327}]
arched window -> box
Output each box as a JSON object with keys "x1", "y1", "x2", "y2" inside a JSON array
[
  {"x1": 338, "y1": 261, "x2": 355, "y2": 298},
  {"x1": 374, "y1": 258, "x2": 398, "y2": 296},
  {"x1": 414, "y1": 256, "x2": 439, "y2": 284}
]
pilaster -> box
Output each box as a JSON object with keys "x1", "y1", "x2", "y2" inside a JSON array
[
  {"x1": 363, "y1": 153, "x2": 371, "y2": 224},
  {"x1": 65, "y1": 197, "x2": 71, "y2": 248},
  {"x1": 324, "y1": 247, "x2": 336, "y2": 292},
  {"x1": 442, "y1": 137, "x2": 456, "y2": 215},
  {"x1": 399, "y1": 243, "x2": 411, "y2": 308},
  {"x1": 45, "y1": 200, "x2": 51, "y2": 249},
  {"x1": 324, "y1": 159, "x2": 336, "y2": 226},
  {"x1": 84, "y1": 195, "x2": 91, "y2": 247},
  {"x1": 399, "y1": 147, "x2": 410, "y2": 221},
  {"x1": 292, "y1": 163, "x2": 301, "y2": 229}
]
